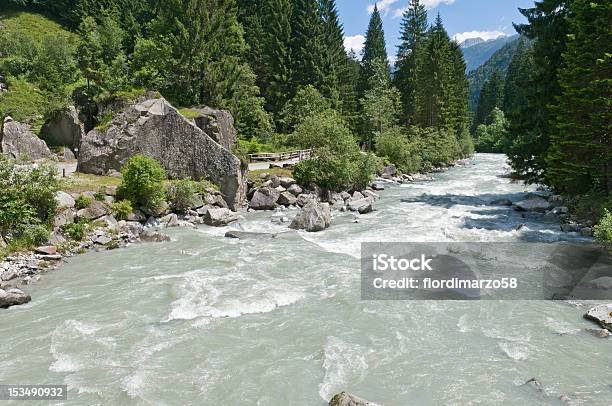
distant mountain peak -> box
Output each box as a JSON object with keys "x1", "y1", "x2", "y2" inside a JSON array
[{"x1": 460, "y1": 37, "x2": 485, "y2": 49}]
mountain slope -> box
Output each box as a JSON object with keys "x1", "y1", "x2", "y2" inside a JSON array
[
  {"x1": 462, "y1": 34, "x2": 518, "y2": 72},
  {"x1": 467, "y1": 37, "x2": 521, "y2": 111}
]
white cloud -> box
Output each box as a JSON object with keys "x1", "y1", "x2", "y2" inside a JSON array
[
  {"x1": 393, "y1": 0, "x2": 456, "y2": 18},
  {"x1": 344, "y1": 35, "x2": 366, "y2": 54},
  {"x1": 367, "y1": 0, "x2": 399, "y2": 14},
  {"x1": 452, "y1": 30, "x2": 506, "y2": 43}
]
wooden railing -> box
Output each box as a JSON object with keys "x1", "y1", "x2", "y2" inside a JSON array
[{"x1": 248, "y1": 148, "x2": 313, "y2": 163}]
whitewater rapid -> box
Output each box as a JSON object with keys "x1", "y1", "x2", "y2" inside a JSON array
[{"x1": 0, "y1": 154, "x2": 609, "y2": 405}]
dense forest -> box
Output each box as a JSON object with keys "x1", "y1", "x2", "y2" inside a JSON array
[
  {"x1": 470, "y1": 0, "x2": 611, "y2": 221},
  {"x1": 0, "y1": 0, "x2": 472, "y2": 190},
  {"x1": 1, "y1": 0, "x2": 610, "y2": 219}
]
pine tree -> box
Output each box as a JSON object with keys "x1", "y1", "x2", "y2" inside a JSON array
[
  {"x1": 448, "y1": 40, "x2": 470, "y2": 138},
  {"x1": 508, "y1": 0, "x2": 572, "y2": 183},
  {"x1": 289, "y1": 0, "x2": 327, "y2": 96},
  {"x1": 394, "y1": 0, "x2": 428, "y2": 125},
  {"x1": 359, "y1": 4, "x2": 389, "y2": 96},
  {"x1": 413, "y1": 14, "x2": 454, "y2": 129},
  {"x1": 503, "y1": 38, "x2": 530, "y2": 115},
  {"x1": 472, "y1": 69, "x2": 504, "y2": 132},
  {"x1": 546, "y1": 0, "x2": 612, "y2": 195}
]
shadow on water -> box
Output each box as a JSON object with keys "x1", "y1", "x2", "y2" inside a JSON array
[{"x1": 399, "y1": 192, "x2": 578, "y2": 243}]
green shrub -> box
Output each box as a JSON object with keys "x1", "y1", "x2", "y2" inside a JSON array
[
  {"x1": 118, "y1": 155, "x2": 167, "y2": 211},
  {"x1": 74, "y1": 194, "x2": 93, "y2": 209},
  {"x1": 20, "y1": 224, "x2": 50, "y2": 246},
  {"x1": 61, "y1": 222, "x2": 87, "y2": 241},
  {"x1": 594, "y1": 209, "x2": 612, "y2": 244},
  {"x1": 0, "y1": 155, "x2": 58, "y2": 244},
  {"x1": 375, "y1": 126, "x2": 423, "y2": 174},
  {"x1": 94, "y1": 187, "x2": 107, "y2": 201},
  {"x1": 166, "y1": 179, "x2": 196, "y2": 213},
  {"x1": 110, "y1": 199, "x2": 133, "y2": 221}
]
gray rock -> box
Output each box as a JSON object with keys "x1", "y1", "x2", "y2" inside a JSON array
[
  {"x1": 348, "y1": 198, "x2": 373, "y2": 214},
  {"x1": 287, "y1": 184, "x2": 303, "y2": 196},
  {"x1": 53, "y1": 208, "x2": 74, "y2": 229},
  {"x1": 77, "y1": 98, "x2": 246, "y2": 210},
  {"x1": 362, "y1": 190, "x2": 380, "y2": 201},
  {"x1": 94, "y1": 235, "x2": 113, "y2": 245},
  {"x1": 329, "y1": 392, "x2": 377, "y2": 406},
  {"x1": 513, "y1": 197, "x2": 552, "y2": 212},
  {"x1": 203, "y1": 208, "x2": 239, "y2": 226},
  {"x1": 584, "y1": 304, "x2": 612, "y2": 331},
  {"x1": 278, "y1": 176, "x2": 296, "y2": 188},
  {"x1": 277, "y1": 191, "x2": 297, "y2": 206},
  {"x1": 47, "y1": 231, "x2": 66, "y2": 246},
  {"x1": 35, "y1": 246, "x2": 57, "y2": 255},
  {"x1": 139, "y1": 229, "x2": 171, "y2": 243},
  {"x1": 1, "y1": 117, "x2": 54, "y2": 160},
  {"x1": 1, "y1": 270, "x2": 18, "y2": 282},
  {"x1": 551, "y1": 206, "x2": 569, "y2": 215},
  {"x1": 127, "y1": 209, "x2": 146, "y2": 222},
  {"x1": 370, "y1": 181, "x2": 385, "y2": 191},
  {"x1": 144, "y1": 216, "x2": 160, "y2": 228},
  {"x1": 105, "y1": 186, "x2": 118, "y2": 196},
  {"x1": 381, "y1": 164, "x2": 397, "y2": 179},
  {"x1": 59, "y1": 147, "x2": 76, "y2": 161},
  {"x1": 560, "y1": 223, "x2": 580, "y2": 233},
  {"x1": 41, "y1": 105, "x2": 84, "y2": 149},
  {"x1": 160, "y1": 213, "x2": 179, "y2": 227},
  {"x1": 249, "y1": 186, "x2": 280, "y2": 210},
  {"x1": 296, "y1": 193, "x2": 315, "y2": 207},
  {"x1": 55, "y1": 191, "x2": 76, "y2": 209},
  {"x1": 340, "y1": 191, "x2": 351, "y2": 201},
  {"x1": 289, "y1": 201, "x2": 331, "y2": 232},
  {"x1": 584, "y1": 328, "x2": 611, "y2": 338},
  {"x1": 490, "y1": 198, "x2": 513, "y2": 206},
  {"x1": 224, "y1": 231, "x2": 291, "y2": 239},
  {"x1": 579, "y1": 227, "x2": 593, "y2": 237},
  {"x1": 100, "y1": 215, "x2": 118, "y2": 231},
  {"x1": 120, "y1": 221, "x2": 144, "y2": 236},
  {"x1": 76, "y1": 200, "x2": 108, "y2": 220},
  {"x1": 0, "y1": 288, "x2": 31, "y2": 308},
  {"x1": 182, "y1": 106, "x2": 237, "y2": 151},
  {"x1": 352, "y1": 191, "x2": 365, "y2": 200},
  {"x1": 191, "y1": 194, "x2": 204, "y2": 209}
]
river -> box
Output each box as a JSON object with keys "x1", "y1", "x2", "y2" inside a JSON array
[{"x1": 0, "y1": 153, "x2": 609, "y2": 405}]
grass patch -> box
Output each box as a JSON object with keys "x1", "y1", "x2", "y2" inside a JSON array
[
  {"x1": 61, "y1": 173, "x2": 121, "y2": 194},
  {"x1": 0, "y1": 77, "x2": 48, "y2": 132},
  {"x1": 0, "y1": 10, "x2": 76, "y2": 45},
  {"x1": 248, "y1": 167, "x2": 293, "y2": 187},
  {"x1": 178, "y1": 108, "x2": 202, "y2": 119}
]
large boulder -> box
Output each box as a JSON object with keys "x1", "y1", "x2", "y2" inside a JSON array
[
  {"x1": 584, "y1": 304, "x2": 612, "y2": 331},
  {"x1": 513, "y1": 197, "x2": 552, "y2": 212},
  {"x1": 40, "y1": 106, "x2": 84, "y2": 149},
  {"x1": 203, "y1": 208, "x2": 239, "y2": 226},
  {"x1": 348, "y1": 197, "x2": 374, "y2": 214},
  {"x1": 329, "y1": 392, "x2": 377, "y2": 406},
  {"x1": 77, "y1": 98, "x2": 246, "y2": 210},
  {"x1": 289, "y1": 201, "x2": 331, "y2": 232},
  {"x1": 1, "y1": 117, "x2": 53, "y2": 160},
  {"x1": 249, "y1": 186, "x2": 280, "y2": 210},
  {"x1": 182, "y1": 106, "x2": 237, "y2": 151},
  {"x1": 0, "y1": 288, "x2": 31, "y2": 308}
]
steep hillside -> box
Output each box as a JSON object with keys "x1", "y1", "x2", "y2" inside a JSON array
[
  {"x1": 467, "y1": 37, "x2": 520, "y2": 111},
  {"x1": 462, "y1": 34, "x2": 518, "y2": 72}
]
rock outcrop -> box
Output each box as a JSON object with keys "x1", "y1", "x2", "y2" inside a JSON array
[
  {"x1": 289, "y1": 200, "x2": 331, "y2": 232},
  {"x1": 183, "y1": 107, "x2": 237, "y2": 151},
  {"x1": 77, "y1": 98, "x2": 246, "y2": 210},
  {"x1": 1, "y1": 117, "x2": 53, "y2": 160},
  {"x1": 41, "y1": 106, "x2": 84, "y2": 149},
  {"x1": 0, "y1": 288, "x2": 31, "y2": 308},
  {"x1": 584, "y1": 304, "x2": 612, "y2": 331},
  {"x1": 329, "y1": 392, "x2": 378, "y2": 406}
]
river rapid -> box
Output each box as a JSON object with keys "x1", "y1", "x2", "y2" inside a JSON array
[{"x1": 0, "y1": 153, "x2": 610, "y2": 405}]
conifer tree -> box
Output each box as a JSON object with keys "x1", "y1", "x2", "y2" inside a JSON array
[
  {"x1": 472, "y1": 69, "x2": 504, "y2": 132},
  {"x1": 289, "y1": 0, "x2": 327, "y2": 96},
  {"x1": 394, "y1": 0, "x2": 428, "y2": 125},
  {"x1": 546, "y1": 0, "x2": 612, "y2": 195},
  {"x1": 359, "y1": 4, "x2": 389, "y2": 96}
]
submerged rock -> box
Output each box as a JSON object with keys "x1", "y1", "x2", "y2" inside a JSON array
[
  {"x1": 513, "y1": 197, "x2": 552, "y2": 212},
  {"x1": 139, "y1": 229, "x2": 171, "y2": 243},
  {"x1": 289, "y1": 201, "x2": 331, "y2": 232},
  {"x1": 329, "y1": 392, "x2": 378, "y2": 406},
  {"x1": 584, "y1": 304, "x2": 612, "y2": 331},
  {"x1": 490, "y1": 198, "x2": 513, "y2": 206},
  {"x1": 1, "y1": 117, "x2": 53, "y2": 160},
  {"x1": 77, "y1": 98, "x2": 246, "y2": 210},
  {"x1": 0, "y1": 288, "x2": 31, "y2": 308}
]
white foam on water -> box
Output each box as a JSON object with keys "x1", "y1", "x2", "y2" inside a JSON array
[
  {"x1": 498, "y1": 341, "x2": 530, "y2": 361},
  {"x1": 318, "y1": 337, "x2": 369, "y2": 402},
  {"x1": 122, "y1": 369, "x2": 148, "y2": 398},
  {"x1": 50, "y1": 353, "x2": 81, "y2": 372}
]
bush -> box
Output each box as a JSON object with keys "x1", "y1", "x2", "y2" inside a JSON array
[
  {"x1": 74, "y1": 194, "x2": 93, "y2": 209},
  {"x1": 290, "y1": 110, "x2": 373, "y2": 191},
  {"x1": 118, "y1": 155, "x2": 167, "y2": 211},
  {"x1": 166, "y1": 179, "x2": 196, "y2": 213},
  {"x1": 594, "y1": 209, "x2": 612, "y2": 244},
  {"x1": 61, "y1": 222, "x2": 87, "y2": 241},
  {"x1": 110, "y1": 200, "x2": 133, "y2": 221},
  {"x1": 0, "y1": 155, "x2": 58, "y2": 247},
  {"x1": 375, "y1": 126, "x2": 423, "y2": 174},
  {"x1": 94, "y1": 187, "x2": 107, "y2": 201}
]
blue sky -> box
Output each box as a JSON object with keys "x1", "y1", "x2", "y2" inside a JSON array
[{"x1": 338, "y1": 0, "x2": 535, "y2": 60}]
